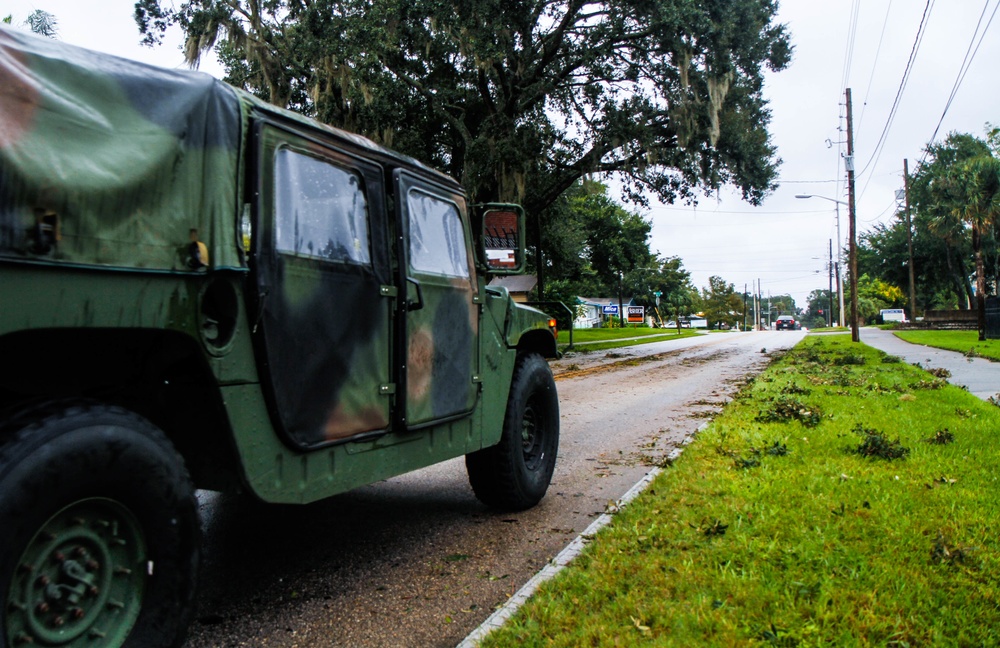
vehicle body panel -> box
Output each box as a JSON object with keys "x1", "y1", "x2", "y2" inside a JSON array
[{"x1": 0, "y1": 25, "x2": 554, "y2": 505}]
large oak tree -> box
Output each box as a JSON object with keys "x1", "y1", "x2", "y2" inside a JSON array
[{"x1": 136, "y1": 0, "x2": 790, "y2": 216}]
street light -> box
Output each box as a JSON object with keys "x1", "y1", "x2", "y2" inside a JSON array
[{"x1": 796, "y1": 194, "x2": 855, "y2": 340}]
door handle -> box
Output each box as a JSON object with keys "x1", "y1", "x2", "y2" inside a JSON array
[{"x1": 406, "y1": 277, "x2": 424, "y2": 312}]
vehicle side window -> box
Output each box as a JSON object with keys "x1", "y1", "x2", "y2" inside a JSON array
[
  {"x1": 406, "y1": 189, "x2": 469, "y2": 278},
  {"x1": 274, "y1": 147, "x2": 371, "y2": 265}
]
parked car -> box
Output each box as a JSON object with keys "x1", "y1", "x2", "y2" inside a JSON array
[{"x1": 775, "y1": 315, "x2": 800, "y2": 330}]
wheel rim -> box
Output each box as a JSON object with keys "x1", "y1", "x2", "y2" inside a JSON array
[
  {"x1": 520, "y1": 397, "x2": 546, "y2": 470},
  {"x1": 6, "y1": 498, "x2": 147, "y2": 647}
]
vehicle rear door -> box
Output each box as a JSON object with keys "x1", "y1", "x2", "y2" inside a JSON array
[{"x1": 253, "y1": 122, "x2": 394, "y2": 447}]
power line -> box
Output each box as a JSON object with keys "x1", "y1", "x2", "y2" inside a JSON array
[
  {"x1": 923, "y1": 0, "x2": 1000, "y2": 152},
  {"x1": 855, "y1": 0, "x2": 894, "y2": 141},
  {"x1": 857, "y1": 0, "x2": 936, "y2": 184},
  {"x1": 841, "y1": 0, "x2": 862, "y2": 90}
]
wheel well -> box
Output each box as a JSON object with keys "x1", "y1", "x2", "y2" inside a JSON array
[
  {"x1": 516, "y1": 328, "x2": 558, "y2": 359},
  {"x1": 0, "y1": 329, "x2": 241, "y2": 492}
]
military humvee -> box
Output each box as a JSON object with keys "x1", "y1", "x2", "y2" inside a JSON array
[{"x1": 0, "y1": 27, "x2": 559, "y2": 647}]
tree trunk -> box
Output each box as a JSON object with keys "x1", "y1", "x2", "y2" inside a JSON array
[
  {"x1": 974, "y1": 224, "x2": 987, "y2": 341},
  {"x1": 944, "y1": 246, "x2": 970, "y2": 309}
]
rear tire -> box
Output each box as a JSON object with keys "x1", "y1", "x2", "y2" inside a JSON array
[
  {"x1": 0, "y1": 404, "x2": 199, "y2": 648},
  {"x1": 466, "y1": 353, "x2": 559, "y2": 510}
]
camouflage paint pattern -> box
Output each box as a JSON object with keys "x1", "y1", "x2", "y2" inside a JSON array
[
  {"x1": 0, "y1": 26, "x2": 242, "y2": 271},
  {"x1": 0, "y1": 26, "x2": 556, "y2": 505}
]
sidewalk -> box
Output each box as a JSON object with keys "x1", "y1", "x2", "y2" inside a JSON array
[{"x1": 859, "y1": 327, "x2": 1000, "y2": 400}]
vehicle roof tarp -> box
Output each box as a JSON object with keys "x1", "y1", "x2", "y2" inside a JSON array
[{"x1": 0, "y1": 26, "x2": 244, "y2": 271}]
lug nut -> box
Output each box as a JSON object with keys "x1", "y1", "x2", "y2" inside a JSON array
[
  {"x1": 71, "y1": 607, "x2": 85, "y2": 620},
  {"x1": 86, "y1": 560, "x2": 100, "y2": 571},
  {"x1": 35, "y1": 602, "x2": 50, "y2": 614},
  {"x1": 51, "y1": 616, "x2": 64, "y2": 628},
  {"x1": 35, "y1": 575, "x2": 50, "y2": 587}
]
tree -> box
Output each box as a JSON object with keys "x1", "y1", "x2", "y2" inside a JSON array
[
  {"x1": 581, "y1": 191, "x2": 654, "y2": 326},
  {"x1": 805, "y1": 288, "x2": 835, "y2": 328},
  {"x1": 537, "y1": 180, "x2": 662, "y2": 323},
  {"x1": 957, "y1": 143, "x2": 1000, "y2": 340},
  {"x1": 844, "y1": 274, "x2": 904, "y2": 324},
  {"x1": 909, "y1": 132, "x2": 992, "y2": 309},
  {"x1": 5, "y1": 9, "x2": 58, "y2": 37},
  {"x1": 701, "y1": 275, "x2": 741, "y2": 329},
  {"x1": 135, "y1": 0, "x2": 791, "y2": 217},
  {"x1": 627, "y1": 255, "x2": 696, "y2": 326}
]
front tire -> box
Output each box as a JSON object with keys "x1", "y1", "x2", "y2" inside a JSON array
[
  {"x1": 466, "y1": 353, "x2": 559, "y2": 510},
  {"x1": 0, "y1": 404, "x2": 199, "y2": 648}
]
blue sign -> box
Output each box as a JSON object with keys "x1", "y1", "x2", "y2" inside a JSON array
[{"x1": 602, "y1": 305, "x2": 619, "y2": 315}]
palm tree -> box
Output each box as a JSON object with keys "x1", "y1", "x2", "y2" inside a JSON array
[{"x1": 958, "y1": 153, "x2": 1000, "y2": 340}]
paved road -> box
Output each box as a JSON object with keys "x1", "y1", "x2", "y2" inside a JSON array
[
  {"x1": 859, "y1": 327, "x2": 1000, "y2": 400},
  {"x1": 183, "y1": 330, "x2": 802, "y2": 648}
]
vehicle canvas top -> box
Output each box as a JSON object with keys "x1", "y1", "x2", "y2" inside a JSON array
[
  {"x1": 0, "y1": 25, "x2": 245, "y2": 270},
  {"x1": 0, "y1": 26, "x2": 455, "y2": 272}
]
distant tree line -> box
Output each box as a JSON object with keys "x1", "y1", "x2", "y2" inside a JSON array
[{"x1": 855, "y1": 127, "x2": 1000, "y2": 339}]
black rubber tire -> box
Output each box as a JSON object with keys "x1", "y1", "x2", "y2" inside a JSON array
[
  {"x1": 466, "y1": 352, "x2": 560, "y2": 510},
  {"x1": 0, "y1": 403, "x2": 200, "y2": 648}
]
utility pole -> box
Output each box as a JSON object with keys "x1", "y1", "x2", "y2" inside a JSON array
[
  {"x1": 828, "y1": 239, "x2": 834, "y2": 327},
  {"x1": 845, "y1": 88, "x2": 860, "y2": 342},
  {"x1": 743, "y1": 283, "x2": 748, "y2": 331},
  {"x1": 756, "y1": 279, "x2": 762, "y2": 331},
  {"x1": 903, "y1": 159, "x2": 916, "y2": 321}
]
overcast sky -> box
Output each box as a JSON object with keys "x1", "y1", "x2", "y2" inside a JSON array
[{"x1": 5, "y1": 1, "x2": 998, "y2": 309}]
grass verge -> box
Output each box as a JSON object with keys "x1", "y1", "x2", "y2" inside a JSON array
[
  {"x1": 895, "y1": 329, "x2": 1000, "y2": 362},
  {"x1": 808, "y1": 326, "x2": 850, "y2": 334},
  {"x1": 559, "y1": 327, "x2": 702, "y2": 353},
  {"x1": 482, "y1": 334, "x2": 1000, "y2": 647}
]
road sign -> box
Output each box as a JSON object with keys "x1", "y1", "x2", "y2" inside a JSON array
[{"x1": 602, "y1": 305, "x2": 619, "y2": 315}]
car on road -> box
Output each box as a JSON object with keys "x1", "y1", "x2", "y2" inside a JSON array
[{"x1": 775, "y1": 315, "x2": 801, "y2": 330}]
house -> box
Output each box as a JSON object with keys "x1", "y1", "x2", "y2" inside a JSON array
[
  {"x1": 487, "y1": 275, "x2": 537, "y2": 303},
  {"x1": 574, "y1": 297, "x2": 637, "y2": 328}
]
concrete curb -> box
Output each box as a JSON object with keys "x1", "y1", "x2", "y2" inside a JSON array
[{"x1": 456, "y1": 426, "x2": 704, "y2": 648}]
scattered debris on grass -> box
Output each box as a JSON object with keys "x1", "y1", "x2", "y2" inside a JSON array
[
  {"x1": 757, "y1": 396, "x2": 822, "y2": 427},
  {"x1": 931, "y1": 532, "x2": 975, "y2": 566},
  {"x1": 832, "y1": 353, "x2": 866, "y2": 366},
  {"x1": 734, "y1": 456, "x2": 760, "y2": 470},
  {"x1": 850, "y1": 424, "x2": 910, "y2": 460},
  {"x1": 925, "y1": 428, "x2": 955, "y2": 445},
  {"x1": 765, "y1": 441, "x2": 790, "y2": 456},
  {"x1": 697, "y1": 519, "x2": 729, "y2": 537}
]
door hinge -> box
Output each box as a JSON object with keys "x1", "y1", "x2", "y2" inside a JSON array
[
  {"x1": 379, "y1": 383, "x2": 396, "y2": 395},
  {"x1": 471, "y1": 375, "x2": 482, "y2": 384},
  {"x1": 380, "y1": 285, "x2": 398, "y2": 298}
]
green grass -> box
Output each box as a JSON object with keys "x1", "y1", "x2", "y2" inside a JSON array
[
  {"x1": 895, "y1": 329, "x2": 1000, "y2": 362},
  {"x1": 559, "y1": 327, "x2": 702, "y2": 352},
  {"x1": 808, "y1": 326, "x2": 850, "y2": 333},
  {"x1": 483, "y1": 334, "x2": 1000, "y2": 647}
]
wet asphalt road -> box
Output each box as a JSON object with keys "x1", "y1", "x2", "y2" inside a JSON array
[{"x1": 182, "y1": 331, "x2": 803, "y2": 648}]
